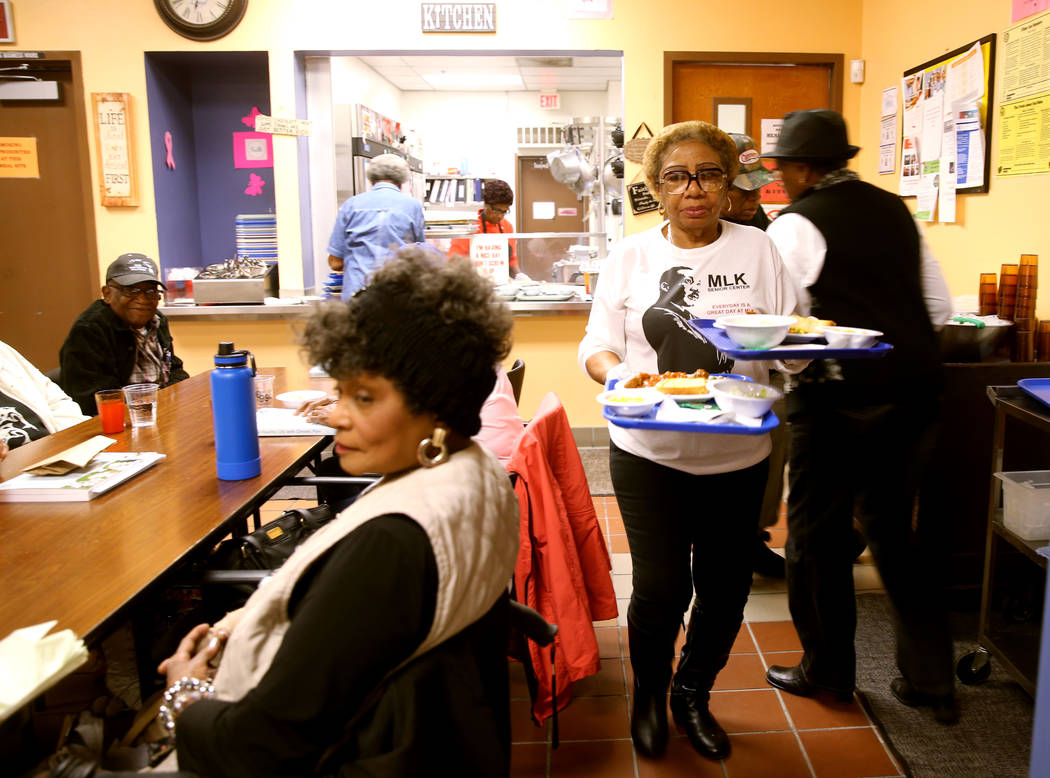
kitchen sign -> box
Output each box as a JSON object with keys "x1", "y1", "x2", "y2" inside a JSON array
[{"x1": 421, "y1": 3, "x2": 496, "y2": 32}]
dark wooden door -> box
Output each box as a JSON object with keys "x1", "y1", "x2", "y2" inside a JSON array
[
  {"x1": 0, "y1": 54, "x2": 98, "y2": 370},
  {"x1": 516, "y1": 155, "x2": 587, "y2": 283}
]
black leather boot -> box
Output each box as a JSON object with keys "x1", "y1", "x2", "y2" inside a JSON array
[
  {"x1": 630, "y1": 676, "x2": 669, "y2": 757},
  {"x1": 670, "y1": 681, "x2": 730, "y2": 760},
  {"x1": 627, "y1": 622, "x2": 675, "y2": 758}
]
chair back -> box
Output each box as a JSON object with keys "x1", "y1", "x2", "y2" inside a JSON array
[{"x1": 506, "y1": 358, "x2": 525, "y2": 406}]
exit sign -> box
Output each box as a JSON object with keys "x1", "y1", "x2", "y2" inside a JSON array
[{"x1": 539, "y1": 93, "x2": 560, "y2": 110}]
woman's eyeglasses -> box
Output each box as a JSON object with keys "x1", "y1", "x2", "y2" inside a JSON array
[
  {"x1": 659, "y1": 169, "x2": 726, "y2": 194},
  {"x1": 108, "y1": 283, "x2": 163, "y2": 300}
]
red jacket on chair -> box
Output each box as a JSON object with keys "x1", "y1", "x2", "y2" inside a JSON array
[{"x1": 507, "y1": 392, "x2": 618, "y2": 722}]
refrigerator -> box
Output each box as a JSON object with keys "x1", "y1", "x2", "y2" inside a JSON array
[{"x1": 333, "y1": 104, "x2": 424, "y2": 205}]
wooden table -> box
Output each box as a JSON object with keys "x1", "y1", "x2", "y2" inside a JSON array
[{"x1": 0, "y1": 371, "x2": 330, "y2": 645}]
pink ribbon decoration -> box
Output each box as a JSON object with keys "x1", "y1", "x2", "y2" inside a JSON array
[{"x1": 164, "y1": 132, "x2": 175, "y2": 170}]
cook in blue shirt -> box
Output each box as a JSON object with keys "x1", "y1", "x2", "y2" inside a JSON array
[{"x1": 326, "y1": 153, "x2": 426, "y2": 299}]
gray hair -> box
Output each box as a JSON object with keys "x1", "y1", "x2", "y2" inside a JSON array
[{"x1": 366, "y1": 153, "x2": 411, "y2": 186}]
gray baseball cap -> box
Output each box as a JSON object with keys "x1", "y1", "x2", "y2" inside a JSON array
[{"x1": 106, "y1": 253, "x2": 165, "y2": 288}]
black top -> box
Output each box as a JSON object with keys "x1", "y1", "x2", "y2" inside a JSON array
[
  {"x1": 724, "y1": 207, "x2": 770, "y2": 231},
  {"x1": 0, "y1": 389, "x2": 48, "y2": 449},
  {"x1": 177, "y1": 514, "x2": 438, "y2": 777},
  {"x1": 781, "y1": 179, "x2": 941, "y2": 401},
  {"x1": 58, "y1": 300, "x2": 189, "y2": 415}
]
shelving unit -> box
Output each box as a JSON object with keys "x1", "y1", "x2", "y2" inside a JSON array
[
  {"x1": 424, "y1": 175, "x2": 485, "y2": 208},
  {"x1": 958, "y1": 385, "x2": 1050, "y2": 695}
]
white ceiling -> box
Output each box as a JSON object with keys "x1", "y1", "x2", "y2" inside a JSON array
[{"x1": 356, "y1": 54, "x2": 622, "y2": 92}]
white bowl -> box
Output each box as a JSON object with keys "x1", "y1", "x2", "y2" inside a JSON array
[
  {"x1": 596, "y1": 387, "x2": 665, "y2": 417},
  {"x1": 276, "y1": 389, "x2": 328, "y2": 409},
  {"x1": 708, "y1": 378, "x2": 781, "y2": 418},
  {"x1": 717, "y1": 314, "x2": 794, "y2": 350},
  {"x1": 822, "y1": 325, "x2": 883, "y2": 349}
]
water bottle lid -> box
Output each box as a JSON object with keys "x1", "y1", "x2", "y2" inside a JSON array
[{"x1": 215, "y1": 341, "x2": 247, "y2": 367}]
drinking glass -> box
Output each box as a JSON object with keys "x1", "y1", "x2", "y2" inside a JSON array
[
  {"x1": 123, "y1": 383, "x2": 159, "y2": 427},
  {"x1": 254, "y1": 374, "x2": 275, "y2": 408},
  {"x1": 94, "y1": 389, "x2": 126, "y2": 434}
]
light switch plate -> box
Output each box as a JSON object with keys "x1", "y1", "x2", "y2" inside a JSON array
[{"x1": 850, "y1": 59, "x2": 865, "y2": 84}]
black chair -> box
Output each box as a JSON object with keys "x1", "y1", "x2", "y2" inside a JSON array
[{"x1": 506, "y1": 358, "x2": 525, "y2": 406}]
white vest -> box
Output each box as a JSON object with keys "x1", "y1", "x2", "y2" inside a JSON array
[{"x1": 212, "y1": 443, "x2": 519, "y2": 702}]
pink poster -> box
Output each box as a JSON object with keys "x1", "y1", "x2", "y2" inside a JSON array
[
  {"x1": 232, "y1": 131, "x2": 273, "y2": 169},
  {"x1": 1013, "y1": 0, "x2": 1049, "y2": 22}
]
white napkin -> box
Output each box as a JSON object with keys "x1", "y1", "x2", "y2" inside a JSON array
[
  {"x1": 654, "y1": 398, "x2": 764, "y2": 428},
  {"x1": 0, "y1": 621, "x2": 88, "y2": 722}
]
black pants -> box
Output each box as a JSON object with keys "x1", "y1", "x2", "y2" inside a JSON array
[
  {"x1": 785, "y1": 387, "x2": 953, "y2": 695},
  {"x1": 610, "y1": 442, "x2": 767, "y2": 695}
]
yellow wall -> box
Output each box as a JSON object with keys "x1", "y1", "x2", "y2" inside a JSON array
[
  {"x1": 856, "y1": 1, "x2": 1044, "y2": 311},
  {"x1": 9, "y1": 0, "x2": 1042, "y2": 427}
]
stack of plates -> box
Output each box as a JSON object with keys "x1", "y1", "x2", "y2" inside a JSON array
[
  {"x1": 235, "y1": 214, "x2": 278, "y2": 262},
  {"x1": 323, "y1": 271, "x2": 343, "y2": 299}
]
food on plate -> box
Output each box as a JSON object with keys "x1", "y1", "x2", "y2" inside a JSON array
[
  {"x1": 623, "y1": 369, "x2": 709, "y2": 394},
  {"x1": 788, "y1": 315, "x2": 835, "y2": 334}
]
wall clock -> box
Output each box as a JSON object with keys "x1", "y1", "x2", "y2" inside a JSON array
[{"x1": 153, "y1": 0, "x2": 248, "y2": 41}]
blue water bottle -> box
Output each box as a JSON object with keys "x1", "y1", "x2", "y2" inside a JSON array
[{"x1": 210, "y1": 341, "x2": 261, "y2": 481}]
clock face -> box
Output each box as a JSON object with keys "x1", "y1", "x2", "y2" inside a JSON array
[{"x1": 154, "y1": 0, "x2": 248, "y2": 41}]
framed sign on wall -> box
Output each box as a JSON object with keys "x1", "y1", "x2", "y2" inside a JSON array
[{"x1": 91, "y1": 92, "x2": 138, "y2": 206}]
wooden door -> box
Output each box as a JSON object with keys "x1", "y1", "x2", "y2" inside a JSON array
[
  {"x1": 516, "y1": 156, "x2": 587, "y2": 283},
  {"x1": 667, "y1": 53, "x2": 842, "y2": 214},
  {"x1": 0, "y1": 54, "x2": 98, "y2": 370}
]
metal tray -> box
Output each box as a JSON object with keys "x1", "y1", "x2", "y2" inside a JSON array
[
  {"x1": 689, "y1": 318, "x2": 894, "y2": 360},
  {"x1": 1017, "y1": 378, "x2": 1050, "y2": 412}
]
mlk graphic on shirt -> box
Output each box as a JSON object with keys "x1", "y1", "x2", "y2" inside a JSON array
[{"x1": 641, "y1": 266, "x2": 735, "y2": 374}]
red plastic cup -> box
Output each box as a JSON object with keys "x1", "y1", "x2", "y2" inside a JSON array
[{"x1": 95, "y1": 389, "x2": 126, "y2": 434}]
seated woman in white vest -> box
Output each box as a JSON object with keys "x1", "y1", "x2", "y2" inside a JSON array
[{"x1": 154, "y1": 248, "x2": 520, "y2": 776}]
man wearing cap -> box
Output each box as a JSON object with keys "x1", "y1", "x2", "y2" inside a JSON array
[
  {"x1": 59, "y1": 253, "x2": 189, "y2": 415},
  {"x1": 723, "y1": 133, "x2": 776, "y2": 231},
  {"x1": 761, "y1": 109, "x2": 957, "y2": 723}
]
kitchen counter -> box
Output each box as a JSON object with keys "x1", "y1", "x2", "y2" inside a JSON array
[{"x1": 161, "y1": 299, "x2": 591, "y2": 321}]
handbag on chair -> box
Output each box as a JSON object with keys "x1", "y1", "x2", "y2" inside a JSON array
[{"x1": 209, "y1": 505, "x2": 335, "y2": 571}]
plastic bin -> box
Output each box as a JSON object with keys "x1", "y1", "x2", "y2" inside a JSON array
[{"x1": 995, "y1": 470, "x2": 1050, "y2": 540}]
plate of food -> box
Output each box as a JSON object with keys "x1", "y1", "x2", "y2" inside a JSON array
[
  {"x1": 618, "y1": 370, "x2": 752, "y2": 401},
  {"x1": 784, "y1": 315, "x2": 835, "y2": 343}
]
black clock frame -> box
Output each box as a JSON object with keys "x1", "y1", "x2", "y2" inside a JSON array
[{"x1": 153, "y1": 0, "x2": 249, "y2": 41}]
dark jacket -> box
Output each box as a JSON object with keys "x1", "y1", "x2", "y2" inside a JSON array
[{"x1": 59, "y1": 300, "x2": 189, "y2": 415}]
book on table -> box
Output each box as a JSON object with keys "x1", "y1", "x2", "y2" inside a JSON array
[{"x1": 0, "y1": 452, "x2": 166, "y2": 502}]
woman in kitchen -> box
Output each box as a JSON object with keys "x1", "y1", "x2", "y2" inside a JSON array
[
  {"x1": 578, "y1": 120, "x2": 803, "y2": 763},
  {"x1": 448, "y1": 179, "x2": 522, "y2": 278}
]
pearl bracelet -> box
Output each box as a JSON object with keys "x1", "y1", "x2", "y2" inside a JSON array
[{"x1": 158, "y1": 676, "x2": 215, "y2": 734}]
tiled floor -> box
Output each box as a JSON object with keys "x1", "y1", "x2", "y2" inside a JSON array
[{"x1": 508, "y1": 496, "x2": 902, "y2": 778}]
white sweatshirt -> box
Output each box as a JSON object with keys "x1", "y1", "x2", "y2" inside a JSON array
[{"x1": 578, "y1": 220, "x2": 800, "y2": 474}]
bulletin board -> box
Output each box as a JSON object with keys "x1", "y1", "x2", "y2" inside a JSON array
[{"x1": 901, "y1": 33, "x2": 996, "y2": 196}]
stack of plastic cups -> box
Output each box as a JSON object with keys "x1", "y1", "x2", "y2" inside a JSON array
[
  {"x1": 1016, "y1": 255, "x2": 1039, "y2": 361},
  {"x1": 1038, "y1": 321, "x2": 1050, "y2": 363},
  {"x1": 978, "y1": 272, "x2": 998, "y2": 316},
  {"x1": 998, "y1": 263, "x2": 1019, "y2": 323}
]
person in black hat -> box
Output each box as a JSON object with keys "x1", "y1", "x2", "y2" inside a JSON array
[
  {"x1": 762, "y1": 109, "x2": 957, "y2": 723},
  {"x1": 59, "y1": 253, "x2": 189, "y2": 414}
]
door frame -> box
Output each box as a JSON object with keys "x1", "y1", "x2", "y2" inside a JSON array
[{"x1": 663, "y1": 51, "x2": 844, "y2": 127}]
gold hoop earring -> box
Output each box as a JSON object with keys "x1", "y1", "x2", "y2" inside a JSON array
[
  {"x1": 417, "y1": 427, "x2": 449, "y2": 468},
  {"x1": 657, "y1": 202, "x2": 665, "y2": 214}
]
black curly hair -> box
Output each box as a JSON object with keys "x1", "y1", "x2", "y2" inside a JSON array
[
  {"x1": 301, "y1": 246, "x2": 513, "y2": 437},
  {"x1": 481, "y1": 179, "x2": 514, "y2": 206}
]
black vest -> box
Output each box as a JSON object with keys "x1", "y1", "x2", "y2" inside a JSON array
[{"x1": 782, "y1": 179, "x2": 941, "y2": 399}]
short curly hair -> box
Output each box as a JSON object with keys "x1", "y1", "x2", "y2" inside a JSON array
[
  {"x1": 366, "y1": 154, "x2": 411, "y2": 186},
  {"x1": 482, "y1": 179, "x2": 513, "y2": 206},
  {"x1": 642, "y1": 121, "x2": 738, "y2": 196},
  {"x1": 301, "y1": 246, "x2": 513, "y2": 437}
]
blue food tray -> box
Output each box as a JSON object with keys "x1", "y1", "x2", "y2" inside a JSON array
[
  {"x1": 688, "y1": 318, "x2": 894, "y2": 361},
  {"x1": 602, "y1": 378, "x2": 778, "y2": 435},
  {"x1": 1017, "y1": 378, "x2": 1050, "y2": 412}
]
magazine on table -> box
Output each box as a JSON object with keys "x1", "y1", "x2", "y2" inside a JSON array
[{"x1": 0, "y1": 451, "x2": 166, "y2": 502}]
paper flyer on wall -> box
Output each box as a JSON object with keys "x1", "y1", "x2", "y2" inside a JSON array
[
  {"x1": 879, "y1": 87, "x2": 898, "y2": 175},
  {"x1": 760, "y1": 119, "x2": 783, "y2": 154},
  {"x1": 915, "y1": 160, "x2": 939, "y2": 221},
  {"x1": 955, "y1": 104, "x2": 984, "y2": 188},
  {"x1": 939, "y1": 116, "x2": 958, "y2": 222},
  {"x1": 920, "y1": 66, "x2": 946, "y2": 164},
  {"x1": 997, "y1": 92, "x2": 1050, "y2": 176},
  {"x1": 900, "y1": 136, "x2": 921, "y2": 195},
  {"x1": 1001, "y1": 10, "x2": 1050, "y2": 103}
]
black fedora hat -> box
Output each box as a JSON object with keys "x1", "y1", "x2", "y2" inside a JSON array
[{"x1": 763, "y1": 109, "x2": 860, "y2": 161}]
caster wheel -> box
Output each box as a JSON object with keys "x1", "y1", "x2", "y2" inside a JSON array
[{"x1": 956, "y1": 650, "x2": 992, "y2": 685}]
